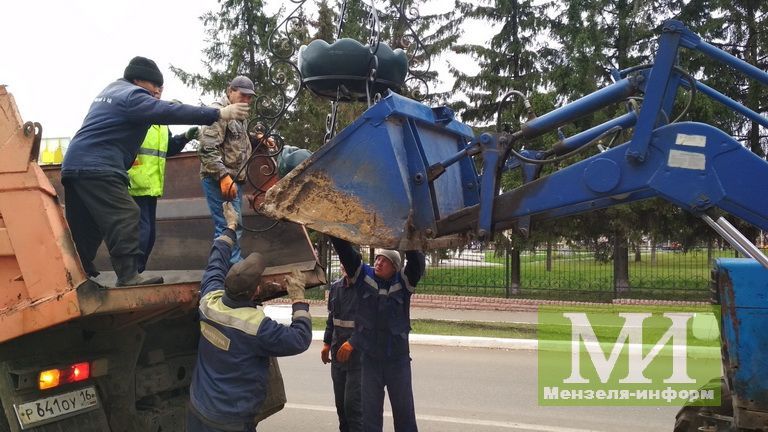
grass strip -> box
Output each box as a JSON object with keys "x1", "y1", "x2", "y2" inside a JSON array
[
  {"x1": 311, "y1": 317, "x2": 718, "y2": 346},
  {"x1": 312, "y1": 317, "x2": 537, "y2": 339}
]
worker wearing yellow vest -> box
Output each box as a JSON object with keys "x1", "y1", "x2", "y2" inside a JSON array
[{"x1": 128, "y1": 122, "x2": 198, "y2": 273}]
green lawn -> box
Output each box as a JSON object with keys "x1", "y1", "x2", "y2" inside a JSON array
[
  {"x1": 311, "y1": 317, "x2": 538, "y2": 339},
  {"x1": 417, "y1": 249, "x2": 735, "y2": 300},
  {"x1": 312, "y1": 314, "x2": 717, "y2": 344}
]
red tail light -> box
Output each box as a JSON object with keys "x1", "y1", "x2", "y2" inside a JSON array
[{"x1": 38, "y1": 362, "x2": 91, "y2": 390}]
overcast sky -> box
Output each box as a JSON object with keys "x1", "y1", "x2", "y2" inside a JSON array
[
  {"x1": 3, "y1": 0, "x2": 228, "y2": 138},
  {"x1": 2, "y1": 0, "x2": 474, "y2": 140}
]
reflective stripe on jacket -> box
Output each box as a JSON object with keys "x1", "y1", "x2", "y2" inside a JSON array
[
  {"x1": 350, "y1": 264, "x2": 414, "y2": 358},
  {"x1": 190, "y1": 233, "x2": 313, "y2": 426},
  {"x1": 128, "y1": 125, "x2": 168, "y2": 196},
  {"x1": 323, "y1": 277, "x2": 358, "y2": 362}
]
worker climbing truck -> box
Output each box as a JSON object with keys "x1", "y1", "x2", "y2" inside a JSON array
[
  {"x1": 262, "y1": 21, "x2": 768, "y2": 431},
  {"x1": 0, "y1": 87, "x2": 324, "y2": 431}
]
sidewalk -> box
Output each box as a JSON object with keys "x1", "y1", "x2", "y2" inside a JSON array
[
  {"x1": 263, "y1": 305, "x2": 541, "y2": 351},
  {"x1": 264, "y1": 304, "x2": 718, "y2": 356}
]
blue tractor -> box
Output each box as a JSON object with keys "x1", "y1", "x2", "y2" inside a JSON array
[{"x1": 263, "y1": 21, "x2": 768, "y2": 431}]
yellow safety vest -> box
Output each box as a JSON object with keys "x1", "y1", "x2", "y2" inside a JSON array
[{"x1": 128, "y1": 125, "x2": 169, "y2": 197}]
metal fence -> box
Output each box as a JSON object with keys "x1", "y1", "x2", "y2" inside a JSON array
[{"x1": 318, "y1": 243, "x2": 762, "y2": 302}]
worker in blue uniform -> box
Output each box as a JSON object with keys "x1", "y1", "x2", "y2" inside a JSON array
[
  {"x1": 322, "y1": 264, "x2": 362, "y2": 432},
  {"x1": 61, "y1": 56, "x2": 249, "y2": 286},
  {"x1": 188, "y1": 202, "x2": 312, "y2": 431},
  {"x1": 329, "y1": 237, "x2": 426, "y2": 432}
]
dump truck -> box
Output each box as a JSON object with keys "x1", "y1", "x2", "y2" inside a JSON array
[
  {"x1": 263, "y1": 21, "x2": 768, "y2": 431},
  {"x1": 0, "y1": 86, "x2": 325, "y2": 432}
]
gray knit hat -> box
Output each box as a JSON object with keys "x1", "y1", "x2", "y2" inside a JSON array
[
  {"x1": 375, "y1": 249, "x2": 402, "y2": 272},
  {"x1": 124, "y1": 56, "x2": 164, "y2": 86},
  {"x1": 225, "y1": 253, "x2": 266, "y2": 299}
]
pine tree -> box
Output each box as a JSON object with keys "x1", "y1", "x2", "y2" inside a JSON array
[
  {"x1": 278, "y1": 0, "x2": 462, "y2": 146},
  {"x1": 450, "y1": 0, "x2": 547, "y2": 124},
  {"x1": 314, "y1": 0, "x2": 336, "y2": 43},
  {"x1": 697, "y1": 0, "x2": 768, "y2": 159},
  {"x1": 271, "y1": 0, "x2": 387, "y2": 147},
  {"x1": 386, "y1": 0, "x2": 464, "y2": 102}
]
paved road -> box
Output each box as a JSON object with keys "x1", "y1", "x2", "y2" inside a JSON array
[{"x1": 257, "y1": 341, "x2": 679, "y2": 432}]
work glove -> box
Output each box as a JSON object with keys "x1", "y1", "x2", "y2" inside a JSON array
[
  {"x1": 285, "y1": 268, "x2": 306, "y2": 303},
  {"x1": 219, "y1": 175, "x2": 238, "y2": 201},
  {"x1": 250, "y1": 131, "x2": 277, "y2": 150},
  {"x1": 222, "y1": 202, "x2": 238, "y2": 231},
  {"x1": 321, "y1": 343, "x2": 331, "y2": 364},
  {"x1": 336, "y1": 341, "x2": 354, "y2": 363},
  {"x1": 185, "y1": 126, "x2": 199, "y2": 140},
  {"x1": 219, "y1": 102, "x2": 250, "y2": 121}
]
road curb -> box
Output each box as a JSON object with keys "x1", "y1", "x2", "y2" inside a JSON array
[
  {"x1": 311, "y1": 330, "x2": 538, "y2": 350},
  {"x1": 310, "y1": 331, "x2": 720, "y2": 358}
]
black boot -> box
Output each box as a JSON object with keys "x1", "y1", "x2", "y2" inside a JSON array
[
  {"x1": 82, "y1": 261, "x2": 100, "y2": 278},
  {"x1": 112, "y1": 256, "x2": 164, "y2": 287}
]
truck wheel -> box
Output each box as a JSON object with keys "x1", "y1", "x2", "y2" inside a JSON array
[
  {"x1": 0, "y1": 402, "x2": 11, "y2": 432},
  {"x1": 673, "y1": 378, "x2": 732, "y2": 432},
  {"x1": 673, "y1": 406, "x2": 705, "y2": 432}
]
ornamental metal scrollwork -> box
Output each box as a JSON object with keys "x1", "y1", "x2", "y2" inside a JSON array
[
  {"x1": 393, "y1": 0, "x2": 431, "y2": 101},
  {"x1": 244, "y1": 0, "x2": 432, "y2": 224}
]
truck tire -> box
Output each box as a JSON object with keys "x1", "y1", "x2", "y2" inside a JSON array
[
  {"x1": 0, "y1": 401, "x2": 11, "y2": 432},
  {"x1": 673, "y1": 378, "x2": 732, "y2": 432}
]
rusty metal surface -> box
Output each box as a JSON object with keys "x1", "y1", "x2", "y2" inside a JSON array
[
  {"x1": 80, "y1": 263, "x2": 326, "y2": 312},
  {"x1": 0, "y1": 88, "x2": 89, "y2": 343},
  {"x1": 256, "y1": 260, "x2": 327, "y2": 302},
  {"x1": 257, "y1": 94, "x2": 481, "y2": 251},
  {"x1": 0, "y1": 87, "x2": 34, "y2": 173},
  {"x1": 262, "y1": 168, "x2": 472, "y2": 250},
  {"x1": 0, "y1": 98, "x2": 322, "y2": 344},
  {"x1": 262, "y1": 168, "x2": 401, "y2": 248},
  {"x1": 42, "y1": 152, "x2": 321, "y2": 272},
  {"x1": 76, "y1": 278, "x2": 200, "y2": 316}
]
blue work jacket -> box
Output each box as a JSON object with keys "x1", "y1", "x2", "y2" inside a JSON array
[
  {"x1": 62, "y1": 78, "x2": 219, "y2": 181},
  {"x1": 323, "y1": 276, "x2": 358, "y2": 362},
  {"x1": 330, "y1": 237, "x2": 425, "y2": 359},
  {"x1": 190, "y1": 230, "x2": 312, "y2": 426}
]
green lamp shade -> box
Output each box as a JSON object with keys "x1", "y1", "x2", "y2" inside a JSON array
[{"x1": 299, "y1": 38, "x2": 408, "y2": 101}]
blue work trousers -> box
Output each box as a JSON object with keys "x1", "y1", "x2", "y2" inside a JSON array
[
  {"x1": 361, "y1": 353, "x2": 417, "y2": 432},
  {"x1": 133, "y1": 195, "x2": 157, "y2": 273},
  {"x1": 186, "y1": 405, "x2": 255, "y2": 432},
  {"x1": 201, "y1": 177, "x2": 243, "y2": 264},
  {"x1": 332, "y1": 351, "x2": 362, "y2": 432}
]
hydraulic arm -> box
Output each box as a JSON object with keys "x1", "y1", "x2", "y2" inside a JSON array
[
  {"x1": 261, "y1": 20, "x2": 768, "y2": 431},
  {"x1": 263, "y1": 21, "x2": 768, "y2": 266}
]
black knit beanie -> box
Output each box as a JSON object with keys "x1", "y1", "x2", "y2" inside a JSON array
[{"x1": 123, "y1": 56, "x2": 164, "y2": 86}]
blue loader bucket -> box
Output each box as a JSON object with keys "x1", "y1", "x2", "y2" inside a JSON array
[{"x1": 262, "y1": 92, "x2": 478, "y2": 249}]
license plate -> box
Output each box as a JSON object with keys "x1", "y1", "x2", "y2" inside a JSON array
[{"x1": 14, "y1": 386, "x2": 99, "y2": 429}]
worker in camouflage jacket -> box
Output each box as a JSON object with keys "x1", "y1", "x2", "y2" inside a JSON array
[{"x1": 198, "y1": 76, "x2": 255, "y2": 264}]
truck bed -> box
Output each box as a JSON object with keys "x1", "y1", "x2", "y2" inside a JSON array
[{"x1": 0, "y1": 86, "x2": 324, "y2": 344}]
